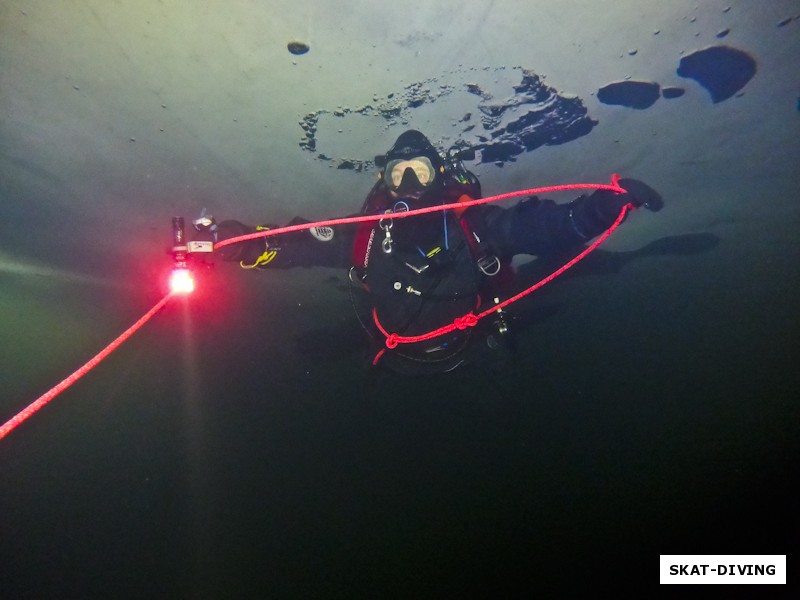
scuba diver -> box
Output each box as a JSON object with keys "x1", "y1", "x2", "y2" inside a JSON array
[{"x1": 210, "y1": 130, "x2": 663, "y2": 374}]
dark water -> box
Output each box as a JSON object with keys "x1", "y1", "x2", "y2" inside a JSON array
[{"x1": 2, "y1": 216, "x2": 798, "y2": 597}]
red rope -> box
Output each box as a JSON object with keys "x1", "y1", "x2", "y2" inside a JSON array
[
  {"x1": 371, "y1": 202, "x2": 636, "y2": 355},
  {"x1": 213, "y1": 174, "x2": 633, "y2": 363},
  {"x1": 1, "y1": 176, "x2": 630, "y2": 438},
  {"x1": 214, "y1": 176, "x2": 628, "y2": 249},
  {"x1": 0, "y1": 293, "x2": 174, "y2": 441}
]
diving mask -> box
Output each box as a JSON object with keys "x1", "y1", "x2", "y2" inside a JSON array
[{"x1": 384, "y1": 156, "x2": 438, "y2": 191}]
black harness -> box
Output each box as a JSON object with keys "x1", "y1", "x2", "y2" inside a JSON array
[{"x1": 350, "y1": 179, "x2": 505, "y2": 373}]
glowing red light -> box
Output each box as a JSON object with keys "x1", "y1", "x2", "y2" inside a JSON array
[{"x1": 169, "y1": 268, "x2": 195, "y2": 294}]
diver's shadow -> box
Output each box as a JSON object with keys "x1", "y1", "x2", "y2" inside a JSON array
[
  {"x1": 516, "y1": 232, "x2": 720, "y2": 282},
  {"x1": 510, "y1": 231, "x2": 720, "y2": 325}
]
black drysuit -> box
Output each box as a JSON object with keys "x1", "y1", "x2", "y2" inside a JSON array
[{"x1": 217, "y1": 181, "x2": 635, "y2": 374}]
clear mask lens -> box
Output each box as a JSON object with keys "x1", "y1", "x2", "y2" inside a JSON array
[{"x1": 385, "y1": 157, "x2": 436, "y2": 190}]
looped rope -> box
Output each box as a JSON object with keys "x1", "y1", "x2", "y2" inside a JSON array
[
  {"x1": 3, "y1": 176, "x2": 633, "y2": 440},
  {"x1": 371, "y1": 200, "x2": 635, "y2": 364},
  {"x1": 385, "y1": 334, "x2": 400, "y2": 349},
  {"x1": 453, "y1": 313, "x2": 479, "y2": 330},
  {"x1": 214, "y1": 175, "x2": 632, "y2": 367}
]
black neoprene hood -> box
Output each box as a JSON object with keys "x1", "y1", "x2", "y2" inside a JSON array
[{"x1": 383, "y1": 130, "x2": 444, "y2": 171}]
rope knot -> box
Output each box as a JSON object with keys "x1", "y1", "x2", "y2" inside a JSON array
[
  {"x1": 610, "y1": 173, "x2": 626, "y2": 194},
  {"x1": 454, "y1": 313, "x2": 479, "y2": 330},
  {"x1": 385, "y1": 334, "x2": 400, "y2": 349}
]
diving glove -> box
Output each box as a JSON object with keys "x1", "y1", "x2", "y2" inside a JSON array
[{"x1": 618, "y1": 178, "x2": 664, "y2": 212}]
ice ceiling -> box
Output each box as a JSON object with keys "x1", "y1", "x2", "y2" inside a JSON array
[
  {"x1": 2, "y1": 0, "x2": 797, "y2": 245},
  {"x1": 1, "y1": 0, "x2": 798, "y2": 367}
]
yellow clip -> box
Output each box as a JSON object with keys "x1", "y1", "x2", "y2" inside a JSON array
[
  {"x1": 240, "y1": 250, "x2": 277, "y2": 269},
  {"x1": 240, "y1": 225, "x2": 277, "y2": 269},
  {"x1": 426, "y1": 247, "x2": 441, "y2": 259}
]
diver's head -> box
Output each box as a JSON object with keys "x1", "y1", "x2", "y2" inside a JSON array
[{"x1": 377, "y1": 130, "x2": 445, "y2": 202}]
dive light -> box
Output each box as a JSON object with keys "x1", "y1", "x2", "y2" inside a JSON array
[{"x1": 169, "y1": 216, "x2": 214, "y2": 294}]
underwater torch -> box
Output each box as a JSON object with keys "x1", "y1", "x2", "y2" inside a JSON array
[{"x1": 170, "y1": 216, "x2": 214, "y2": 294}]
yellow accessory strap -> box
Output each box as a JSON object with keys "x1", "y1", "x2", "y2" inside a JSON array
[{"x1": 240, "y1": 226, "x2": 278, "y2": 269}]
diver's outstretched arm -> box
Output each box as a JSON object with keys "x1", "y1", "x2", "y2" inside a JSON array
[
  {"x1": 216, "y1": 216, "x2": 358, "y2": 270},
  {"x1": 464, "y1": 178, "x2": 662, "y2": 258}
]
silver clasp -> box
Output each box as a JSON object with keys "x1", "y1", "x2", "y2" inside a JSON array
[{"x1": 379, "y1": 209, "x2": 394, "y2": 254}]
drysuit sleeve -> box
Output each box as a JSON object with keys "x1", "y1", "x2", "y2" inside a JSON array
[
  {"x1": 463, "y1": 188, "x2": 633, "y2": 258},
  {"x1": 216, "y1": 217, "x2": 357, "y2": 269}
]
